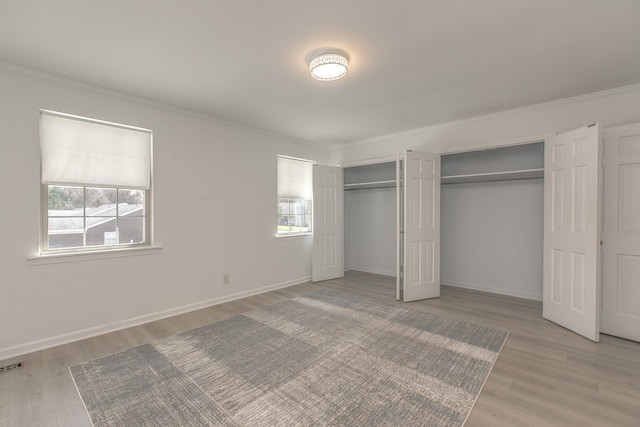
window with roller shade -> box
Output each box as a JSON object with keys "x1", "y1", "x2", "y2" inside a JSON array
[
  {"x1": 40, "y1": 110, "x2": 152, "y2": 253},
  {"x1": 276, "y1": 156, "x2": 313, "y2": 236}
]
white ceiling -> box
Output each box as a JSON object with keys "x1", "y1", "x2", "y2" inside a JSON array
[{"x1": 1, "y1": 0, "x2": 639, "y2": 145}]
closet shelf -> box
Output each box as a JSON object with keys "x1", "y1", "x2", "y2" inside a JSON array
[
  {"x1": 344, "y1": 169, "x2": 544, "y2": 188},
  {"x1": 344, "y1": 180, "x2": 397, "y2": 190},
  {"x1": 441, "y1": 168, "x2": 544, "y2": 185}
]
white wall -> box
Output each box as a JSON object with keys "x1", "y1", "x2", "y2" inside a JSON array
[{"x1": 0, "y1": 64, "x2": 329, "y2": 360}]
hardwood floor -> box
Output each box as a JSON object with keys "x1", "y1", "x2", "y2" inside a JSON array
[{"x1": 1, "y1": 271, "x2": 639, "y2": 426}]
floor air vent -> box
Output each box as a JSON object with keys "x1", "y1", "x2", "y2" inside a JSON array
[{"x1": 0, "y1": 361, "x2": 23, "y2": 374}]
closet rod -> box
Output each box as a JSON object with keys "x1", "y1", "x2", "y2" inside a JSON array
[
  {"x1": 344, "y1": 180, "x2": 397, "y2": 190},
  {"x1": 441, "y1": 168, "x2": 544, "y2": 185},
  {"x1": 441, "y1": 176, "x2": 543, "y2": 185}
]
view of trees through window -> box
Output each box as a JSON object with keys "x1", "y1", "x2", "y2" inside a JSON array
[
  {"x1": 277, "y1": 198, "x2": 311, "y2": 234},
  {"x1": 47, "y1": 185, "x2": 146, "y2": 249}
]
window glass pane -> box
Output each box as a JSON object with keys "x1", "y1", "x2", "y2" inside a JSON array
[
  {"x1": 104, "y1": 231, "x2": 118, "y2": 245},
  {"x1": 290, "y1": 215, "x2": 310, "y2": 233},
  {"x1": 276, "y1": 197, "x2": 311, "y2": 235},
  {"x1": 86, "y1": 218, "x2": 116, "y2": 246},
  {"x1": 277, "y1": 220, "x2": 290, "y2": 233},
  {"x1": 278, "y1": 198, "x2": 290, "y2": 215},
  {"x1": 119, "y1": 217, "x2": 145, "y2": 244},
  {"x1": 48, "y1": 186, "x2": 84, "y2": 216},
  {"x1": 45, "y1": 184, "x2": 149, "y2": 251},
  {"x1": 278, "y1": 225, "x2": 289, "y2": 233},
  {"x1": 48, "y1": 217, "x2": 83, "y2": 249},
  {"x1": 277, "y1": 198, "x2": 289, "y2": 233},
  {"x1": 118, "y1": 189, "x2": 145, "y2": 216},
  {"x1": 86, "y1": 187, "x2": 116, "y2": 214}
]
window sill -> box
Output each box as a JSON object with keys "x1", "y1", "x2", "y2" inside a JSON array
[
  {"x1": 274, "y1": 233, "x2": 312, "y2": 241},
  {"x1": 27, "y1": 245, "x2": 162, "y2": 265}
]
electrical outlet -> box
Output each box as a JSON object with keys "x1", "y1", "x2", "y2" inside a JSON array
[{"x1": 223, "y1": 274, "x2": 230, "y2": 285}]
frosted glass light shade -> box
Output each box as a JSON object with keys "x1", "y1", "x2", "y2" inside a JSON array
[{"x1": 310, "y1": 53, "x2": 349, "y2": 81}]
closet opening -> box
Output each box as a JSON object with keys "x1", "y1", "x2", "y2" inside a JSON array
[
  {"x1": 343, "y1": 141, "x2": 545, "y2": 301},
  {"x1": 441, "y1": 142, "x2": 544, "y2": 300},
  {"x1": 344, "y1": 161, "x2": 398, "y2": 278}
]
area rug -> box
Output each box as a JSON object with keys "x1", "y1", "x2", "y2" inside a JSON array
[{"x1": 70, "y1": 289, "x2": 508, "y2": 426}]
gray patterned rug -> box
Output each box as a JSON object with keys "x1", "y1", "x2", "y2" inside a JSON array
[{"x1": 70, "y1": 289, "x2": 508, "y2": 426}]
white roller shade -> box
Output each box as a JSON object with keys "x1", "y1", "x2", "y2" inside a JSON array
[
  {"x1": 277, "y1": 156, "x2": 313, "y2": 200},
  {"x1": 40, "y1": 111, "x2": 152, "y2": 189}
]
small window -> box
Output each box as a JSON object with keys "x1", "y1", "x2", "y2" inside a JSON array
[
  {"x1": 40, "y1": 111, "x2": 152, "y2": 253},
  {"x1": 276, "y1": 156, "x2": 313, "y2": 236}
]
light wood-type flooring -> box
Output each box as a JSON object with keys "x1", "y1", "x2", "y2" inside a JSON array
[{"x1": 1, "y1": 270, "x2": 639, "y2": 426}]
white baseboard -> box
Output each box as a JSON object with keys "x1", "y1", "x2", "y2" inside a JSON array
[
  {"x1": 0, "y1": 276, "x2": 311, "y2": 362},
  {"x1": 441, "y1": 279, "x2": 542, "y2": 301},
  {"x1": 343, "y1": 270, "x2": 541, "y2": 301},
  {"x1": 345, "y1": 265, "x2": 396, "y2": 277}
]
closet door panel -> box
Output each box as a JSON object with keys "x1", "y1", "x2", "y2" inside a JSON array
[
  {"x1": 543, "y1": 124, "x2": 601, "y2": 342},
  {"x1": 403, "y1": 151, "x2": 440, "y2": 302},
  {"x1": 312, "y1": 165, "x2": 343, "y2": 282},
  {"x1": 602, "y1": 123, "x2": 640, "y2": 342}
]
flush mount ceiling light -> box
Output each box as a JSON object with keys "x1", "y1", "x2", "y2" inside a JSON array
[{"x1": 309, "y1": 49, "x2": 349, "y2": 81}]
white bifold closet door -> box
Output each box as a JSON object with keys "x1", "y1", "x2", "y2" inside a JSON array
[
  {"x1": 601, "y1": 123, "x2": 640, "y2": 342},
  {"x1": 398, "y1": 151, "x2": 441, "y2": 302},
  {"x1": 543, "y1": 124, "x2": 602, "y2": 342},
  {"x1": 312, "y1": 165, "x2": 344, "y2": 282}
]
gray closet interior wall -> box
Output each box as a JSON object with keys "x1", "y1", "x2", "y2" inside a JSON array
[
  {"x1": 344, "y1": 142, "x2": 545, "y2": 301},
  {"x1": 344, "y1": 162, "x2": 397, "y2": 276}
]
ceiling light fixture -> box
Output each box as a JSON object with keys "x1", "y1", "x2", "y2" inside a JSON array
[{"x1": 309, "y1": 49, "x2": 349, "y2": 81}]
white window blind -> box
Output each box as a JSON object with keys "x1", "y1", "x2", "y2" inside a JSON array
[
  {"x1": 40, "y1": 111, "x2": 152, "y2": 189},
  {"x1": 277, "y1": 156, "x2": 313, "y2": 200}
]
